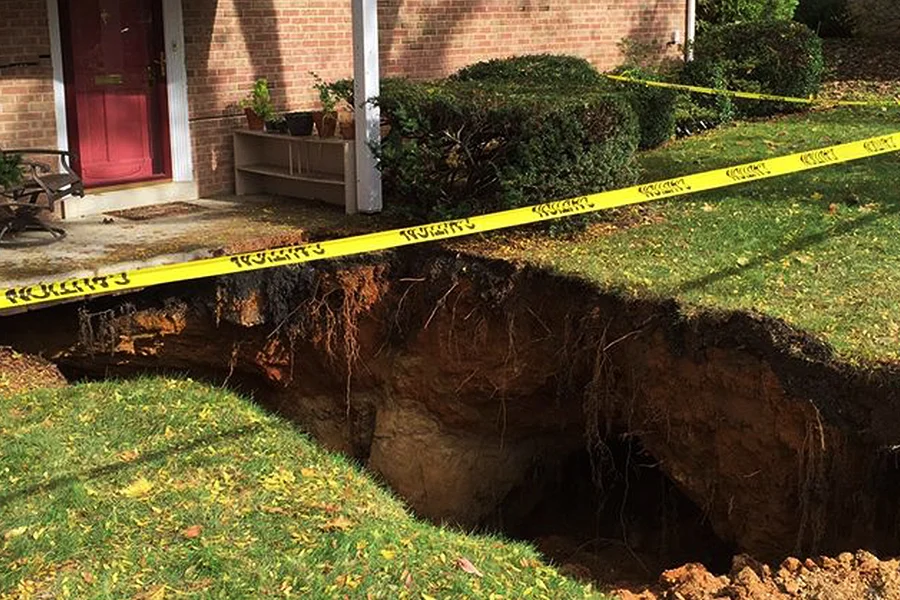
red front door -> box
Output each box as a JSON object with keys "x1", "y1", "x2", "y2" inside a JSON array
[{"x1": 60, "y1": 0, "x2": 170, "y2": 188}]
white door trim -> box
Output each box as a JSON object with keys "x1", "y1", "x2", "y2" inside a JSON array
[
  {"x1": 161, "y1": 0, "x2": 193, "y2": 182},
  {"x1": 46, "y1": 0, "x2": 68, "y2": 155},
  {"x1": 45, "y1": 0, "x2": 193, "y2": 183}
]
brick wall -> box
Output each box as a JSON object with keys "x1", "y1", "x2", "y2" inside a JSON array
[
  {"x1": 185, "y1": 0, "x2": 686, "y2": 196},
  {"x1": 0, "y1": 0, "x2": 57, "y2": 151},
  {"x1": 4, "y1": 0, "x2": 685, "y2": 195}
]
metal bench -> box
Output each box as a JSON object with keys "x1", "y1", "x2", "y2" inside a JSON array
[{"x1": 0, "y1": 148, "x2": 84, "y2": 247}]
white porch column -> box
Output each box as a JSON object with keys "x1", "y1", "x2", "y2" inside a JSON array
[
  {"x1": 686, "y1": 0, "x2": 697, "y2": 62},
  {"x1": 351, "y1": 0, "x2": 383, "y2": 213}
]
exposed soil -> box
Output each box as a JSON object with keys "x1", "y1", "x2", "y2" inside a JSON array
[
  {"x1": 5, "y1": 249, "x2": 900, "y2": 597},
  {"x1": 614, "y1": 551, "x2": 900, "y2": 599},
  {"x1": 0, "y1": 346, "x2": 66, "y2": 397}
]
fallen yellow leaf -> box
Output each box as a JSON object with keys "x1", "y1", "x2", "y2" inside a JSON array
[
  {"x1": 321, "y1": 515, "x2": 354, "y2": 531},
  {"x1": 3, "y1": 526, "x2": 26, "y2": 540},
  {"x1": 121, "y1": 477, "x2": 153, "y2": 499}
]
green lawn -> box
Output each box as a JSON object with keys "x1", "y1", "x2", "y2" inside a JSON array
[
  {"x1": 480, "y1": 106, "x2": 900, "y2": 363},
  {"x1": 0, "y1": 378, "x2": 602, "y2": 600}
]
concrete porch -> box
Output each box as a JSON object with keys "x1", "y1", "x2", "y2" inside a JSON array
[{"x1": 0, "y1": 195, "x2": 380, "y2": 294}]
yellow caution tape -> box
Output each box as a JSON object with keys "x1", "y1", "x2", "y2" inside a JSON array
[
  {"x1": 2, "y1": 132, "x2": 899, "y2": 312},
  {"x1": 605, "y1": 74, "x2": 900, "y2": 107}
]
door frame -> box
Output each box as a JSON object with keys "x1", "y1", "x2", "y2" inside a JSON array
[{"x1": 46, "y1": 0, "x2": 193, "y2": 184}]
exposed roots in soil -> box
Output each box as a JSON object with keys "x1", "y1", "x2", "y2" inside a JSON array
[
  {"x1": 77, "y1": 303, "x2": 135, "y2": 354},
  {"x1": 275, "y1": 267, "x2": 386, "y2": 409},
  {"x1": 795, "y1": 403, "x2": 828, "y2": 556}
]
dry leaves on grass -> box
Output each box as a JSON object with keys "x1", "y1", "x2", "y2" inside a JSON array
[
  {"x1": 181, "y1": 525, "x2": 202, "y2": 539},
  {"x1": 455, "y1": 556, "x2": 483, "y2": 578},
  {"x1": 321, "y1": 515, "x2": 354, "y2": 531}
]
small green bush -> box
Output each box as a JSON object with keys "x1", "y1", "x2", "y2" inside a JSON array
[
  {"x1": 677, "y1": 57, "x2": 737, "y2": 130},
  {"x1": 374, "y1": 80, "x2": 639, "y2": 221},
  {"x1": 847, "y1": 0, "x2": 900, "y2": 40},
  {"x1": 451, "y1": 54, "x2": 604, "y2": 87},
  {"x1": 795, "y1": 0, "x2": 853, "y2": 37},
  {"x1": 611, "y1": 67, "x2": 678, "y2": 149},
  {"x1": 0, "y1": 153, "x2": 23, "y2": 190},
  {"x1": 698, "y1": 0, "x2": 799, "y2": 25},
  {"x1": 687, "y1": 20, "x2": 824, "y2": 117}
]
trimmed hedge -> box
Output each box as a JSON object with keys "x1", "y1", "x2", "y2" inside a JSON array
[
  {"x1": 610, "y1": 68, "x2": 678, "y2": 149},
  {"x1": 374, "y1": 79, "x2": 639, "y2": 220},
  {"x1": 455, "y1": 54, "x2": 675, "y2": 150},
  {"x1": 451, "y1": 54, "x2": 604, "y2": 87},
  {"x1": 686, "y1": 20, "x2": 824, "y2": 117},
  {"x1": 698, "y1": 0, "x2": 799, "y2": 25}
]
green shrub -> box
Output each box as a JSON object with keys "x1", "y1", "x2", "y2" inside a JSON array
[
  {"x1": 374, "y1": 79, "x2": 639, "y2": 221},
  {"x1": 795, "y1": 0, "x2": 853, "y2": 37},
  {"x1": 451, "y1": 54, "x2": 604, "y2": 87},
  {"x1": 610, "y1": 67, "x2": 678, "y2": 149},
  {"x1": 847, "y1": 0, "x2": 900, "y2": 40},
  {"x1": 456, "y1": 53, "x2": 675, "y2": 150},
  {"x1": 677, "y1": 57, "x2": 737, "y2": 130},
  {"x1": 0, "y1": 153, "x2": 22, "y2": 190},
  {"x1": 698, "y1": 0, "x2": 799, "y2": 25},
  {"x1": 687, "y1": 20, "x2": 824, "y2": 117}
]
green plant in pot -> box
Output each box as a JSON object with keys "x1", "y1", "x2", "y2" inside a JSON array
[
  {"x1": 327, "y1": 79, "x2": 357, "y2": 140},
  {"x1": 240, "y1": 78, "x2": 276, "y2": 131},
  {"x1": 311, "y1": 72, "x2": 338, "y2": 138}
]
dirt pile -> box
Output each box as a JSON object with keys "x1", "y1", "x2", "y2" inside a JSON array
[
  {"x1": 0, "y1": 346, "x2": 66, "y2": 397},
  {"x1": 615, "y1": 551, "x2": 900, "y2": 600}
]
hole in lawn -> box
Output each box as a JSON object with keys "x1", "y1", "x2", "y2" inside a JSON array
[
  {"x1": 487, "y1": 434, "x2": 736, "y2": 586},
  {"x1": 61, "y1": 360, "x2": 736, "y2": 590},
  {"x1": 11, "y1": 251, "x2": 900, "y2": 596}
]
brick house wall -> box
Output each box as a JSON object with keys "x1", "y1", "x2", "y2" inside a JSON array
[
  {"x1": 1, "y1": 0, "x2": 685, "y2": 197},
  {"x1": 185, "y1": 0, "x2": 686, "y2": 196},
  {"x1": 0, "y1": 0, "x2": 57, "y2": 151}
]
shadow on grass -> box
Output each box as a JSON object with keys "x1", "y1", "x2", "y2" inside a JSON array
[
  {"x1": 674, "y1": 202, "x2": 900, "y2": 295},
  {"x1": 0, "y1": 423, "x2": 264, "y2": 508}
]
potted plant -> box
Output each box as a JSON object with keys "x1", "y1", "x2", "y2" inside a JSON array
[
  {"x1": 327, "y1": 79, "x2": 356, "y2": 140},
  {"x1": 284, "y1": 112, "x2": 315, "y2": 136},
  {"x1": 311, "y1": 72, "x2": 338, "y2": 138},
  {"x1": 266, "y1": 115, "x2": 289, "y2": 134},
  {"x1": 239, "y1": 78, "x2": 276, "y2": 131},
  {"x1": 320, "y1": 79, "x2": 391, "y2": 140}
]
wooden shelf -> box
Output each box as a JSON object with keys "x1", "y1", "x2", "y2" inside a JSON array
[
  {"x1": 237, "y1": 164, "x2": 345, "y2": 186},
  {"x1": 233, "y1": 130, "x2": 357, "y2": 214},
  {"x1": 235, "y1": 130, "x2": 350, "y2": 145}
]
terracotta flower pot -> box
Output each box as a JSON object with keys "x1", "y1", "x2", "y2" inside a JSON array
[
  {"x1": 338, "y1": 111, "x2": 355, "y2": 140},
  {"x1": 313, "y1": 111, "x2": 337, "y2": 138},
  {"x1": 244, "y1": 107, "x2": 265, "y2": 131}
]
